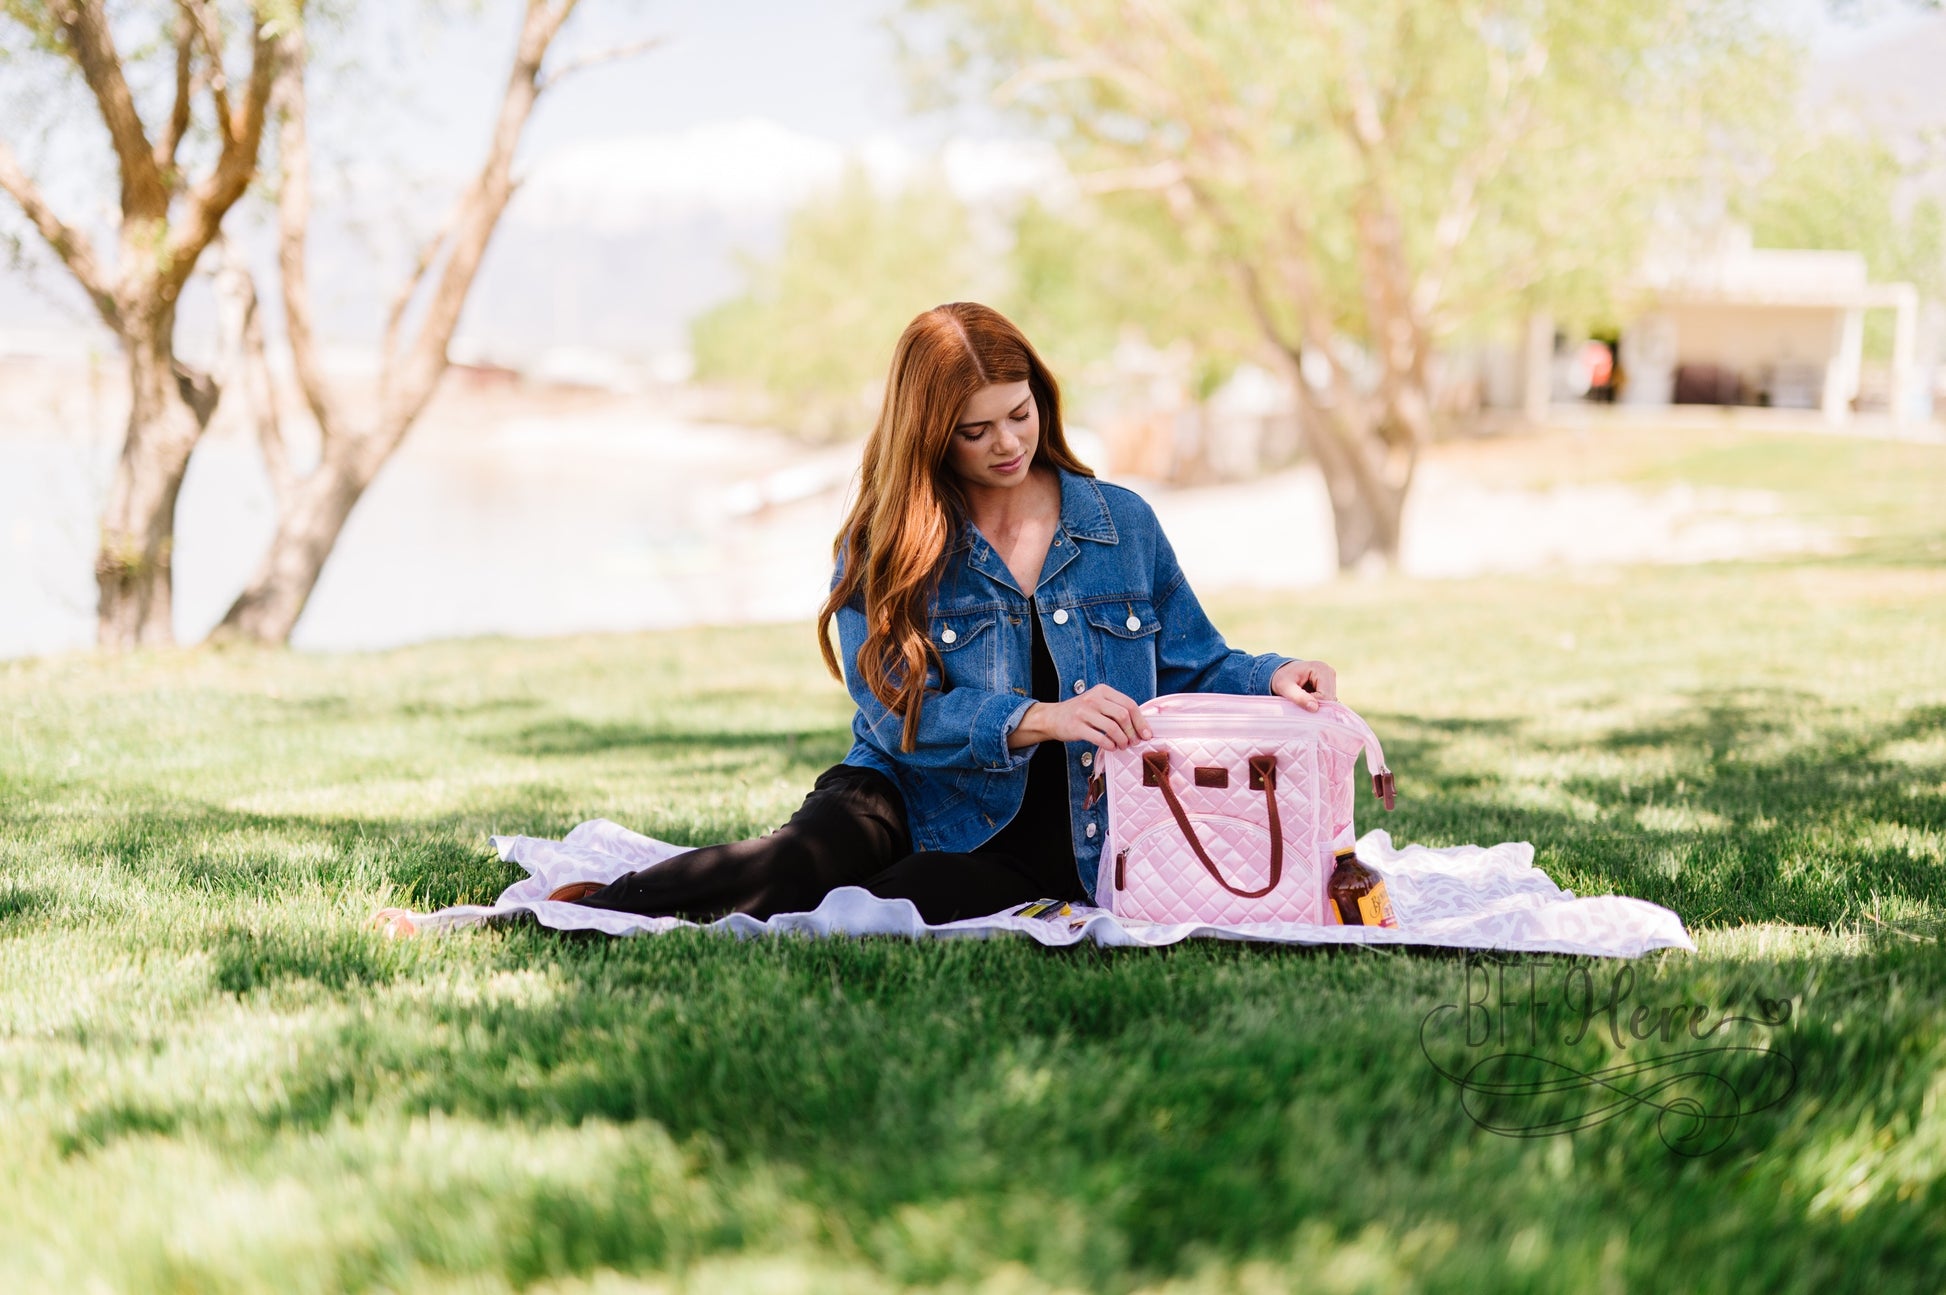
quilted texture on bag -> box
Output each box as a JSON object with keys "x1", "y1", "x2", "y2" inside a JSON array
[{"x1": 1095, "y1": 696, "x2": 1392, "y2": 924}]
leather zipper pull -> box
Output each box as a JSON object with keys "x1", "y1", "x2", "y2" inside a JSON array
[{"x1": 1083, "y1": 772, "x2": 1105, "y2": 810}]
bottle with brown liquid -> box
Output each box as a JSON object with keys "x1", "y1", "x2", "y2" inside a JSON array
[{"x1": 1328, "y1": 846, "x2": 1398, "y2": 927}]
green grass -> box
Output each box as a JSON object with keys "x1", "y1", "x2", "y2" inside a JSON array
[{"x1": 1, "y1": 428, "x2": 1943, "y2": 1292}]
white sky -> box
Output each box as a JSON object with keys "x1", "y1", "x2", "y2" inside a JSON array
[
  {"x1": 322, "y1": 0, "x2": 958, "y2": 177},
  {"x1": 313, "y1": 0, "x2": 1932, "y2": 166},
  {"x1": 2, "y1": 0, "x2": 1940, "y2": 355}
]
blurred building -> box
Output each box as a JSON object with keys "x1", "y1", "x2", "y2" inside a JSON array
[
  {"x1": 1625, "y1": 226, "x2": 1924, "y2": 422},
  {"x1": 1516, "y1": 226, "x2": 1934, "y2": 427}
]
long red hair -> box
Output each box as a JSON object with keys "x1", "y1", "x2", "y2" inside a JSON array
[{"x1": 817, "y1": 302, "x2": 1095, "y2": 752}]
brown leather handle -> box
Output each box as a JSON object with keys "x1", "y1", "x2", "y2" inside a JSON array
[{"x1": 1137, "y1": 749, "x2": 1282, "y2": 899}]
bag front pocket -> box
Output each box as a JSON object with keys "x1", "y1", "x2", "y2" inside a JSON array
[{"x1": 1116, "y1": 812, "x2": 1279, "y2": 902}]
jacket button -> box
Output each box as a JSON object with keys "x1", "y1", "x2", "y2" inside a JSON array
[
  {"x1": 1126, "y1": 615, "x2": 1142, "y2": 631},
  {"x1": 1072, "y1": 680, "x2": 1085, "y2": 695},
  {"x1": 1085, "y1": 822, "x2": 1097, "y2": 838},
  {"x1": 1080, "y1": 751, "x2": 1093, "y2": 767},
  {"x1": 941, "y1": 628, "x2": 956, "y2": 644},
  {"x1": 1052, "y1": 608, "x2": 1069, "y2": 625}
]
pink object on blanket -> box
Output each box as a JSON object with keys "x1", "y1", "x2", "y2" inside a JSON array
[{"x1": 1091, "y1": 695, "x2": 1394, "y2": 925}]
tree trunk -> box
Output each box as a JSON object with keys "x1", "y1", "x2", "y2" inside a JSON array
[
  {"x1": 207, "y1": 437, "x2": 375, "y2": 645},
  {"x1": 95, "y1": 317, "x2": 214, "y2": 648},
  {"x1": 1277, "y1": 356, "x2": 1410, "y2": 572},
  {"x1": 1312, "y1": 421, "x2": 1405, "y2": 572},
  {"x1": 1, "y1": 4, "x2": 279, "y2": 649},
  {"x1": 1324, "y1": 470, "x2": 1404, "y2": 571},
  {"x1": 203, "y1": 1, "x2": 619, "y2": 648}
]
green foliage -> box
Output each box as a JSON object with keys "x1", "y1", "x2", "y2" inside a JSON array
[
  {"x1": 907, "y1": 0, "x2": 1800, "y2": 348},
  {"x1": 689, "y1": 161, "x2": 996, "y2": 441},
  {"x1": 0, "y1": 4, "x2": 61, "y2": 54},
  {"x1": 1745, "y1": 133, "x2": 1945, "y2": 293},
  {"x1": 1006, "y1": 192, "x2": 1257, "y2": 395},
  {"x1": 691, "y1": 178, "x2": 1253, "y2": 438},
  {"x1": 703, "y1": 2, "x2": 1804, "y2": 438},
  {"x1": 1741, "y1": 131, "x2": 1946, "y2": 355},
  {"x1": 0, "y1": 430, "x2": 1943, "y2": 1289}
]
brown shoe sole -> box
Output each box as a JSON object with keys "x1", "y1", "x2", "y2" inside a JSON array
[{"x1": 547, "y1": 880, "x2": 608, "y2": 903}]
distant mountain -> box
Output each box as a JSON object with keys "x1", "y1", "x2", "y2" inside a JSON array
[
  {"x1": 0, "y1": 116, "x2": 1064, "y2": 365},
  {"x1": 1805, "y1": 13, "x2": 1946, "y2": 136},
  {"x1": 451, "y1": 118, "x2": 1066, "y2": 360}
]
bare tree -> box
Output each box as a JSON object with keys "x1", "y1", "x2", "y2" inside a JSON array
[
  {"x1": 207, "y1": 0, "x2": 659, "y2": 644},
  {"x1": 0, "y1": 1, "x2": 280, "y2": 646}
]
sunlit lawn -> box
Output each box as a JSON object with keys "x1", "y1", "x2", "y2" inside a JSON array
[{"x1": 1, "y1": 428, "x2": 1942, "y2": 1291}]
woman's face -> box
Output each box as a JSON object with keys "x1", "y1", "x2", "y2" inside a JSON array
[{"x1": 944, "y1": 380, "x2": 1038, "y2": 489}]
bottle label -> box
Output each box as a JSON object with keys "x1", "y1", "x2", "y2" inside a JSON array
[{"x1": 1356, "y1": 881, "x2": 1398, "y2": 928}]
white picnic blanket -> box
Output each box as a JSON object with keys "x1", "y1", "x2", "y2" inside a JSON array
[{"x1": 399, "y1": 821, "x2": 1693, "y2": 958}]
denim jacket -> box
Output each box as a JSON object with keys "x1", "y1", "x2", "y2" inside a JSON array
[{"x1": 832, "y1": 466, "x2": 1296, "y2": 901}]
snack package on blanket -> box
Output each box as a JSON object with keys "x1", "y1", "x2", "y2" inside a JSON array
[{"x1": 1084, "y1": 695, "x2": 1396, "y2": 926}]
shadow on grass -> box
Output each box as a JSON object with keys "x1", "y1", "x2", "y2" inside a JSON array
[
  {"x1": 210, "y1": 920, "x2": 408, "y2": 995},
  {"x1": 0, "y1": 882, "x2": 52, "y2": 932},
  {"x1": 1368, "y1": 691, "x2": 1946, "y2": 935},
  {"x1": 395, "y1": 697, "x2": 547, "y2": 720},
  {"x1": 507, "y1": 717, "x2": 848, "y2": 770},
  {"x1": 19, "y1": 685, "x2": 1939, "y2": 938},
  {"x1": 48, "y1": 920, "x2": 1946, "y2": 1285},
  {"x1": 20, "y1": 600, "x2": 1946, "y2": 1285},
  {"x1": 7, "y1": 795, "x2": 519, "y2": 913}
]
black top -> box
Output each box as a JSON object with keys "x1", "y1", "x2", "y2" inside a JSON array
[{"x1": 979, "y1": 595, "x2": 1077, "y2": 881}]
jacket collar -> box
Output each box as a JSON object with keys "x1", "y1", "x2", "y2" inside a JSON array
[{"x1": 948, "y1": 465, "x2": 1119, "y2": 554}]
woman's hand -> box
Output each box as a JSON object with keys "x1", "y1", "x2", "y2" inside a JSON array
[
  {"x1": 1270, "y1": 658, "x2": 1338, "y2": 711},
  {"x1": 1009, "y1": 684, "x2": 1155, "y2": 751}
]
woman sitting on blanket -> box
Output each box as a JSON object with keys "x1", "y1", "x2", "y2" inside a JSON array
[{"x1": 378, "y1": 302, "x2": 1337, "y2": 934}]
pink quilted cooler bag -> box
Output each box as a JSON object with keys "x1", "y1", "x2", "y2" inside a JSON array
[{"x1": 1084, "y1": 695, "x2": 1397, "y2": 924}]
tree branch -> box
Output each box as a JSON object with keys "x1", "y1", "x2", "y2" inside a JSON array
[
  {"x1": 381, "y1": 199, "x2": 458, "y2": 367},
  {"x1": 380, "y1": 0, "x2": 585, "y2": 432},
  {"x1": 159, "y1": 10, "x2": 277, "y2": 301},
  {"x1": 1301, "y1": 0, "x2": 1430, "y2": 448},
  {"x1": 1070, "y1": 158, "x2": 1185, "y2": 194},
  {"x1": 155, "y1": 6, "x2": 196, "y2": 177},
  {"x1": 181, "y1": 0, "x2": 236, "y2": 143},
  {"x1": 57, "y1": 0, "x2": 169, "y2": 220},
  {"x1": 0, "y1": 138, "x2": 120, "y2": 331},
  {"x1": 1413, "y1": 33, "x2": 1548, "y2": 323},
  {"x1": 213, "y1": 235, "x2": 295, "y2": 509},
  {"x1": 1228, "y1": 251, "x2": 1304, "y2": 370},
  {"x1": 265, "y1": 23, "x2": 340, "y2": 441},
  {"x1": 538, "y1": 34, "x2": 665, "y2": 93},
  {"x1": 991, "y1": 52, "x2": 1170, "y2": 114}
]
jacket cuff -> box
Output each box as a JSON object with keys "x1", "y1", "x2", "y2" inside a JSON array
[
  {"x1": 976, "y1": 694, "x2": 1039, "y2": 772},
  {"x1": 1254, "y1": 654, "x2": 1298, "y2": 695}
]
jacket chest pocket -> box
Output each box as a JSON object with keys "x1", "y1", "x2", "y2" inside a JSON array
[
  {"x1": 929, "y1": 613, "x2": 997, "y2": 692},
  {"x1": 1084, "y1": 600, "x2": 1161, "y2": 699}
]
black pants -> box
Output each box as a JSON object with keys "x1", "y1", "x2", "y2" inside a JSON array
[{"x1": 571, "y1": 762, "x2": 1089, "y2": 925}]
